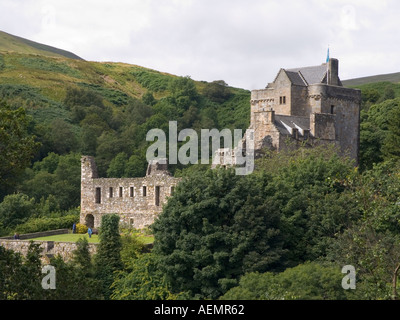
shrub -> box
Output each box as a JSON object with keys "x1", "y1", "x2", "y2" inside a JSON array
[
  {"x1": 14, "y1": 214, "x2": 78, "y2": 234},
  {"x1": 75, "y1": 223, "x2": 88, "y2": 234}
]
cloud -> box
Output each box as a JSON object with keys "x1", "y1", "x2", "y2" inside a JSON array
[{"x1": 0, "y1": 0, "x2": 399, "y2": 89}]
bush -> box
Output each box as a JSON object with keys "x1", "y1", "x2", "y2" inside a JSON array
[
  {"x1": 75, "y1": 223, "x2": 88, "y2": 234},
  {"x1": 14, "y1": 214, "x2": 78, "y2": 234}
]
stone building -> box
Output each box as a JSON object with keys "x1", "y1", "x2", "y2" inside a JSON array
[
  {"x1": 80, "y1": 156, "x2": 180, "y2": 229},
  {"x1": 215, "y1": 58, "x2": 361, "y2": 166},
  {"x1": 251, "y1": 58, "x2": 361, "y2": 161}
]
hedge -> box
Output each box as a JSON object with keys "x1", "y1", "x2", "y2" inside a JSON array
[{"x1": 14, "y1": 214, "x2": 79, "y2": 234}]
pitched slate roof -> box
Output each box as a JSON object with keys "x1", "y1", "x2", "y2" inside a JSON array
[
  {"x1": 285, "y1": 63, "x2": 328, "y2": 86},
  {"x1": 274, "y1": 115, "x2": 310, "y2": 136},
  {"x1": 284, "y1": 70, "x2": 307, "y2": 86}
]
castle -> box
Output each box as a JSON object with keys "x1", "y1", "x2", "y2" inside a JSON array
[
  {"x1": 80, "y1": 157, "x2": 180, "y2": 229},
  {"x1": 213, "y1": 58, "x2": 361, "y2": 168},
  {"x1": 80, "y1": 58, "x2": 361, "y2": 229}
]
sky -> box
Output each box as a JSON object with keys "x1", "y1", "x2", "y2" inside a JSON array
[{"x1": 1, "y1": 0, "x2": 399, "y2": 90}]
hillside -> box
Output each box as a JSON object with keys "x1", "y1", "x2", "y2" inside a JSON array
[
  {"x1": 0, "y1": 31, "x2": 83, "y2": 60},
  {"x1": 0, "y1": 32, "x2": 251, "y2": 183},
  {"x1": 342, "y1": 71, "x2": 400, "y2": 87}
]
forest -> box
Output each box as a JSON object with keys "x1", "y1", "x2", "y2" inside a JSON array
[{"x1": 1, "y1": 50, "x2": 400, "y2": 300}]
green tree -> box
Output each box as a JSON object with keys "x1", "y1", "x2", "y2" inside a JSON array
[
  {"x1": 359, "y1": 98, "x2": 400, "y2": 170},
  {"x1": 152, "y1": 168, "x2": 285, "y2": 299},
  {"x1": 203, "y1": 80, "x2": 232, "y2": 103},
  {"x1": 95, "y1": 214, "x2": 123, "y2": 299},
  {"x1": 45, "y1": 119, "x2": 78, "y2": 155},
  {"x1": 220, "y1": 262, "x2": 348, "y2": 300},
  {"x1": 111, "y1": 253, "x2": 184, "y2": 300},
  {"x1": 0, "y1": 193, "x2": 36, "y2": 231},
  {"x1": 0, "y1": 101, "x2": 40, "y2": 198},
  {"x1": 0, "y1": 242, "x2": 44, "y2": 300},
  {"x1": 125, "y1": 152, "x2": 148, "y2": 178},
  {"x1": 107, "y1": 152, "x2": 128, "y2": 178},
  {"x1": 382, "y1": 102, "x2": 400, "y2": 159},
  {"x1": 19, "y1": 152, "x2": 81, "y2": 211},
  {"x1": 326, "y1": 160, "x2": 400, "y2": 300},
  {"x1": 46, "y1": 238, "x2": 102, "y2": 300},
  {"x1": 257, "y1": 146, "x2": 359, "y2": 266},
  {"x1": 142, "y1": 91, "x2": 157, "y2": 106}
]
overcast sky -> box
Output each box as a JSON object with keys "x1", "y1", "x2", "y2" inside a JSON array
[{"x1": 1, "y1": 0, "x2": 399, "y2": 89}]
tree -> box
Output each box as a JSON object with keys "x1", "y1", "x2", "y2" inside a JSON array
[
  {"x1": 382, "y1": 101, "x2": 400, "y2": 159},
  {"x1": 45, "y1": 119, "x2": 78, "y2": 155},
  {"x1": 152, "y1": 168, "x2": 285, "y2": 299},
  {"x1": 95, "y1": 214, "x2": 123, "y2": 299},
  {"x1": 44, "y1": 238, "x2": 102, "y2": 300},
  {"x1": 325, "y1": 160, "x2": 400, "y2": 300},
  {"x1": 203, "y1": 80, "x2": 231, "y2": 103},
  {"x1": 0, "y1": 242, "x2": 44, "y2": 300},
  {"x1": 359, "y1": 98, "x2": 400, "y2": 170},
  {"x1": 0, "y1": 101, "x2": 40, "y2": 198},
  {"x1": 0, "y1": 193, "x2": 36, "y2": 231},
  {"x1": 257, "y1": 146, "x2": 359, "y2": 266},
  {"x1": 142, "y1": 91, "x2": 157, "y2": 106},
  {"x1": 107, "y1": 152, "x2": 128, "y2": 178},
  {"x1": 220, "y1": 262, "x2": 348, "y2": 300},
  {"x1": 110, "y1": 253, "x2": 184, "y2": 300},
  {"x1": 19, "y1": 152, "x2": 81, "y2": 212}
]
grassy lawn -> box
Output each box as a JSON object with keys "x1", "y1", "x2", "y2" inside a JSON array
[
  {"x1": 29, "y1": 233, "x2": 154, "y2": 244},
  {"x1": 30, "y1": 233, "x2": 100, "y2": 243}
]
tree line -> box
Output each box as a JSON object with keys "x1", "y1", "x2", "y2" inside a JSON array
[{"x1": 1, "y1": 79, "x2": 400, "y2": 299}]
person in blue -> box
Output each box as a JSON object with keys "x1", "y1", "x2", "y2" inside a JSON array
[
  {"x1": 72, "y1": 223, "x2": 76, "y2": 234},
  {"x1": 88, "y1": 227, "x2": 93, "y2": 238}
]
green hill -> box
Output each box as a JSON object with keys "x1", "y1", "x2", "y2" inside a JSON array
[
  {"x1": 342, "y1": 72, "x2": 400, "y2": 87},
  {"x1": 0, "y1": 30, "x2": 83, "y2": 60},
  {"x1": 0, "y1": 31, "x2": 251, "y2": 181}
]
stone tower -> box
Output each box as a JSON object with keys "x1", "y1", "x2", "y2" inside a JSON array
[{"x1": 249, "y1": 58, "x2": 361, "y2": 163}]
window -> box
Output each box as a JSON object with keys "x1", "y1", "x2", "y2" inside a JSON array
[
  {"x1": 130, "y1": 187, "x2": 134, "y2": 198},
  {"x1": 95, "y1": 188, "x2": 101, "y2": 204},
  {"x1": 331, "y1": 105, "x2": 335, "y2": 114},
  {"x1": 109, "y1": 187, "x2": 113, "y2": 198},
  {"x1": 170, "y1": 186, "x2": 175, "y2": 196},
  {"x1": 279, "y1": 96, "x2": 286, "y2": 105},
  {"x1": 143, "y1": 186, "x2": 147, "y2": 197},
  {"x1": 155, "y1": 186, "x2": 160, "y2": 206},
  {"x1": 129, "y1": 218, "x2": 134, "y2": 226},
  {"x1": 119, "y1": 187, "x2": 123, "y2": 197}
]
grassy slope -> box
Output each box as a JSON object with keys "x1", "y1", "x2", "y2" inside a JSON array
[
  {"x1": 0, "y1": 50, "x2": 250, "y2": 130},
  {"x1": 342, "y1": 72, "x2": 400, "y2": 87},
  {"x1": 0, "y1": 30, "x2": 83, "y2": 60}
]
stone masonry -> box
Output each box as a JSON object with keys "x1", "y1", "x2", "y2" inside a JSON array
[
  {"x1": 214, "y1": 58, "x2": 362, "y2": 166},
  {"x1": 0, "y1": 239, "x2": 98, "y2": 263},
  {"x1": 80, "y1": 157, "x2": 180, "y2": 229}
]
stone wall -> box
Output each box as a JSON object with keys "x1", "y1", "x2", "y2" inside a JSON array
[
  {"x1": 0, "y1": 228, "x2": 69, "y2": 240},
  {"x1": 0, "y1": 239, "x2": 98, "y2": 263},
  {"x1": 81, "y1": 156, "x2": 181, "y2": 229}
]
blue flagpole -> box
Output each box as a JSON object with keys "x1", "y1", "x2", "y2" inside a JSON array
[
  {"x1": 326, "y1": 47, "x2": 330, "y2": 63},
  {"x1": 326, "y1": 47, "x2": 330, "y2": 84}
]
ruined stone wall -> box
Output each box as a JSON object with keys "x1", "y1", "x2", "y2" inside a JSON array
[
  {"x1": 252, "y1": 109, "x2": 281, "y2": 151},
  {"x1": 80, "y1": 156, "x2": 180, "y2": 229},
  {"x1": 0, "y1": 239, "x2": 98, "y2": 263}
]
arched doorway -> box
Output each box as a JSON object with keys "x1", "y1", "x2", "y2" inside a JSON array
[{"x1": 85, "y1": 214, "x2": 94, "y2": 228}]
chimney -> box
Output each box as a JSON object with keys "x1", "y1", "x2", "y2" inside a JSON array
[{"x1": 328, "y1": 58, "x2": 339, "y2": 86}]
